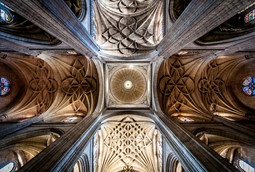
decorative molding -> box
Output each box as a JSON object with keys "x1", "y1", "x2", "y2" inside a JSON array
[
  {"x1": 61, "y1": 59, "x2": 97, "y2": 113},
  {"x1": 29, "y1": 59, "x2": 58, "y2": 114},
  {"x1": 158, "y1": 54, "x2": 252, "y2": 121},
  {"x1": 106, "y1": 63, "x2": 151, "y2": 108},
  {"x1": 0, "y1": 56, "x2": 58, "y2": 121},
  {"x1": 40, "y1": 53, "x2": 99, "y2": 122},
  {"x1": 93, "y1": 0, "x2": 163, "y2": 56},
  {"x1": 159, "y1": 58, "x2": 195, "y2": 113},
  {"x1": 94, "y1": 115, "x2": 162, "y2": 172}
]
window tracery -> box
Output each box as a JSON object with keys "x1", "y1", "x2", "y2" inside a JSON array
[
  {"x1": 0, "y1": 77, "x2": 10, "y2": 96},
  {"x1": 242, "y1": 77, "x2": 255, "y2": 96}
]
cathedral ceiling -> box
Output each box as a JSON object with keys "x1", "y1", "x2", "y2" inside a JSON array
[
  {"x1": 0, "y1": 0, "x2": 85, "y2": 46},
  {"x1": 0, "y1": 61, "x2": 25, "y2": 113},
  {"x1": 169, "y1": 0, "x2": 255, "y2": 47},
  {"x1": 0, "y1": 52, "x2": 99, "y2": 122},
  {"x1": 0, "y1": 1, "x2": 255, "y2": 172},
  {"x1": 94, "y1": 115, "x2": 162, "y2": 172},
  {"x1": 93, "y1": 0, "x2": 163, "y2": 57},
  {"x1": 0, "y1": 1, "x2": 254, "y2": 122},
  {"x1": 157, "y1": 53, "x2": 255, "y2": 121},
  {"x1": 106, "y1": 63, "x2": 150, "y2": 107},
  {"x1": 0, "y1": 130, "x2": 60, "y2": 171}
]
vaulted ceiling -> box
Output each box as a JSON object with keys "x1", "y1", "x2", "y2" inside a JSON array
[{"x1": 0, "y1": 0, "x2": 255, "y2": 172}]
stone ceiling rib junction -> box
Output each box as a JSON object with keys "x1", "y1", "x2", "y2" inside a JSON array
[{"x1": 0, "y1": 1, "x2": 255, "y2": 172}]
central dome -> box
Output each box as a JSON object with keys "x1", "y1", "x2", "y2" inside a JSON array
[{"x1": 110, "y1": 68, "x2": 146, "y2": 103}]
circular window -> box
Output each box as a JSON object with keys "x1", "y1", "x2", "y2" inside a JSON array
[
  {"x1": 0, "y1": 77, "x2": 10, "y2": 96},
  {"x1": 242, "y1": 77, "x2": 255, "y2": 96},
  {"x1": 0, "y1": 2, "x2": 14, "y2": 24}
]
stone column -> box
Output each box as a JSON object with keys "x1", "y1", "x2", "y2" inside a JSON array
[
  {"x1": 154, "y1": 112, "x2": 238, "y2": 172},
  {"x1": 158, "y1": 0, "x2": 255, "y2": 58},
  {"x1": 18, "y1": 113, "x2": 101, "y2": 172},
  {"x1": 1, "y1": 0, "x2": 99, "y2": 58}
]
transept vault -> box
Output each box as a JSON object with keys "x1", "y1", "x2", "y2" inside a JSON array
[{"x1": 0, "y1": 0, "x2": 255, "y2": 172}]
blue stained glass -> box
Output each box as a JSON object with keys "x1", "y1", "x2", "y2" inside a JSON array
[
  {"x1": 242, "y1": 77, "x2": 255, "y2": 96},
  {"x1": 245, "y1": 9, "x2": 255, "y2": 23},
  {"x1": 0, "y1": 77, "x2": 10, "y2": 96},
  {"x1": 243, "y1": 77, "x2": 251, "y2": 86},
  {"x1": 0, "y1": 2, "x2": 14, "y2": 24},
  {"x1": 243, "y1": 86, "x2": 249, "y2": 92}
]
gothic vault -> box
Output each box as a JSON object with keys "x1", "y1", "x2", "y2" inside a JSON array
[{"x1": 0, "y1": 0, "x2": 255, "y2": 172}]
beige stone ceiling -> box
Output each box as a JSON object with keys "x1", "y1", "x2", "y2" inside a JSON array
[
  {"x1": 110, "y1": 67, "x2": 146, "y2": 103},
  {"x1": 93, "y1": 0, "x2": 163, "y2": 56},
  {"x1": 106, "y1": 63, "x2": 150, "y2": 108}
]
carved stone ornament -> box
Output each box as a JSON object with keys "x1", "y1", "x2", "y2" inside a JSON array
[
  {"x1": 93, "y1": 0, "x2": 163, "y2": 56},
  {"x1": 158, "y1": 54, "x2": 251, "y2": 121},
  {"x1": 29, "y1": 59, "x2": 58, "y2": 114},
  {"x1": 106, "y1": 63, "x2": 150, "y2": 108},
  {"x1": 61, "y1": 59, "x2": 97, "y2": 113},
  {"x1": 158, "y1": 58, "x2": 195, "y2": 113},
  {"x1": 94, "y1": 115, "x2": 162, "y2": 172}
]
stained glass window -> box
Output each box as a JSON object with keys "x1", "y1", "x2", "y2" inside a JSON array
[
  {"x1": 239, "y1": 160, "x2": 255, "y2": 172},
  {"x1": 245, "y1": 9, "x2": 255, "y2": 23},
  {"x1": 242, "y1": 77, "x2": 255, "y2": 96},
  {"x1": 0, "y1": 77, "x2": 10, "y2": 96},
  {"x1": 0, "y1": 2, "x2": 13, "y2": 24}
]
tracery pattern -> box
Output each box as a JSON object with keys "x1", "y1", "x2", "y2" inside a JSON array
[
  {"x1": 61, "y1": 59, "x2": 97, "y2": 114},
  {"x1": 198, "y1": 61, "x2": 226, "y2": 106},
  {"x1": 29, "y1": 59, "x2": 58, "y2": 114},
  {"x1": 94, "y1": 0, "x2": 163, "y2": 56},
  {"x1": 158, "y1": 58, "x2": 195, "y2": 113},
  {"x1": 94, "y1": 116, "x2": 162, "y2": 172},
  {"x1": 100, "y1": 0, "x2": 156, "y2": 14}
]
